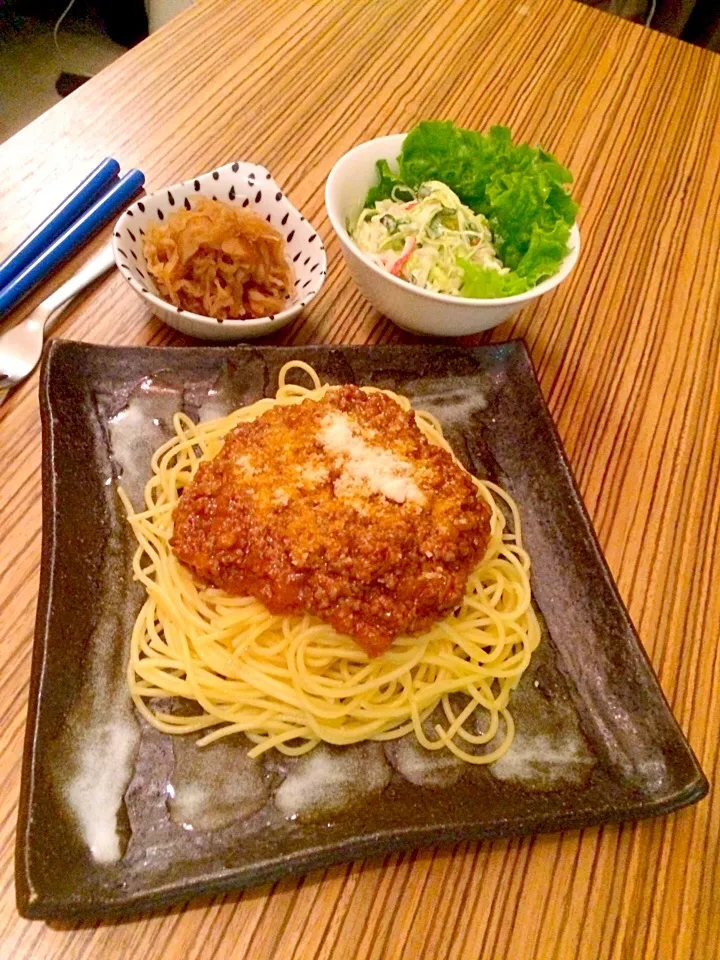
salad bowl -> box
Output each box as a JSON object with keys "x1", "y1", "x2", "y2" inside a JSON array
[{"x1": 325, "y1": 134, "x2": 580, "y2": 337}]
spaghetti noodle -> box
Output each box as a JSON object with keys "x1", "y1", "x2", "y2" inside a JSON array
[{"x1": 121, "y1": 361, "x2": 540, "y2": 764}]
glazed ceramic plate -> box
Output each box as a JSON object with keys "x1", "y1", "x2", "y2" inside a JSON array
[{"x1": 17, "y1": 341, "x2": 707, "y2": 920}]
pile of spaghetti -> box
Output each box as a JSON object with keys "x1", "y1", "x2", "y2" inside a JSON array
[
  {"x1": 120, "y1": 362, "x2": 540, "y2": 764},
  {"x1": 142, "y1": 197, "x2": 293, "y2": 320}
]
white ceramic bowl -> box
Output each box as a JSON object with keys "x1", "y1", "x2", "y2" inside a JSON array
[
  {"x1": 325, "y1": 134, "x2": 580, "y2": 337},
  {"x1": 113, "y1": 162, "x2": 326, "y2": 341}
]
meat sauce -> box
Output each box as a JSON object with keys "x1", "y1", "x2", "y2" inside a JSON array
[{"x1": 171, "y1": 385, "x2": 490, "y2": 656}]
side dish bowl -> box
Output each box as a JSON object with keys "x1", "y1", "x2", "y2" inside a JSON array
[
  {"x1": 325, "y1": 134, "x2": 580, "y2": 337},
  {"x1": 113, "y1": 162, "x2": 326, "y2": 341}
]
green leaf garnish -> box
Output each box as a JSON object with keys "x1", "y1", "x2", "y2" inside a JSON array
[{"x1": 360, "y1": 120, "x2": 578, "y2": 299}]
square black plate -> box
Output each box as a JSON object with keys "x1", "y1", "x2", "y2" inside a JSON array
[{"x1": 16, "y1": 340, "x2": 707, "y2": 920}]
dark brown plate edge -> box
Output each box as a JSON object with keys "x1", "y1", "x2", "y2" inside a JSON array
[
  {"x1": 18, "y1": 782, "x2": 707, "y2": 921},
  {"x1": 15, "y1": 339, "x2": 710, "y2": 921},
  {"x1": 15, "y1": 341, "x2": 64, "y2": 921},
  {"x1": 509, "y1": 342, "x2": 708, "y2": 801}
]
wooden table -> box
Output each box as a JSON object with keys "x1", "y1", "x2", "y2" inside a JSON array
[{"x1": 0, "y1": 0, "x2": 718, "y2": 957}]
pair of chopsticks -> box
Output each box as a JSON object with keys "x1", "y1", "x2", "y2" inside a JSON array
[{"x1": 0, "y1": 159, "x2": 145, "y2": 319}]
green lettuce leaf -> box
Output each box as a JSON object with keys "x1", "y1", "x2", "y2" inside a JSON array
[
  {"x1": 363, "y1": 160, "x2": 414, "y2": 207},
  {"x1": 399, "y1": 122, "x2": 514, "y2": 213},
  {"x1": 484, "y1": 161, "x2": 576, "y2": 269},
  {"x1": 515, "y1": 220, "x2": 571, "y2": 286},
  {"x1": 459, "y1": 260, "x2": 530, "y2": 299},
  {"x1": 360, "y1": 120, "x2": 578, "y2": 298}
]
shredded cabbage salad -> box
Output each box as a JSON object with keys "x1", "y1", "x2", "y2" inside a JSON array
[
  {"x1": 353, "y1": 181, "x2": 508, "y2": 296},
  {"x1": 349, "y1": 121, "x2": 578, "y2": 300}
]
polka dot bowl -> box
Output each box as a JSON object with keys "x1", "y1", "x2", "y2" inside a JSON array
[{"x1": 112, "y1": 162, "x2": 327, "y2": 341}]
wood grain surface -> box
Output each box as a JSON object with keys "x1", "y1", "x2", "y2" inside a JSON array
[{"x1": 0, "y1": 0, "x2": 718, "y2": 957}]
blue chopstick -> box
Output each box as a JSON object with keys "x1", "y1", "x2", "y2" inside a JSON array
[
  {"x1": 0, "y1": 158, "x2": 120, "y2": 292},
  {"x1": 0, "y1": 168, "x2": 145, "y2": 320}
]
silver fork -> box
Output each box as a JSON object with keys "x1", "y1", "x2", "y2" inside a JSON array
[{"x1": 0, "y1": 242, "x2": 116, "y2": 407}]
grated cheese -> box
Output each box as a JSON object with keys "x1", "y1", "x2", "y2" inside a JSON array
[
  {"x1": 318, "y1": 412, "x2": 424, "y2": 505},
  {"x1": 300, "y1": 461, "x2": 330, "y2": 485},
  {"x1": 235, "y1": 455, "x2": 256, "y2": 474}
]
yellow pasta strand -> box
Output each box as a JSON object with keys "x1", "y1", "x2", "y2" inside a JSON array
[{"x1": 122, "y1": 361, "x2": 540, "y2": 764}]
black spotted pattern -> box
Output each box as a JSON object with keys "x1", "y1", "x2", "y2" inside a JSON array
[{"x1": 125, "y1": 168, "x2": 326, "y2": 315}]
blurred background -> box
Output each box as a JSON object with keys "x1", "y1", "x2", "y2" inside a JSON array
[
  {"x1": 0, "y1": 0, "x2": 187, "y2": 143},
  {"x1": 1, "y1": 0, "x2": 718, "y2": 146}
]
